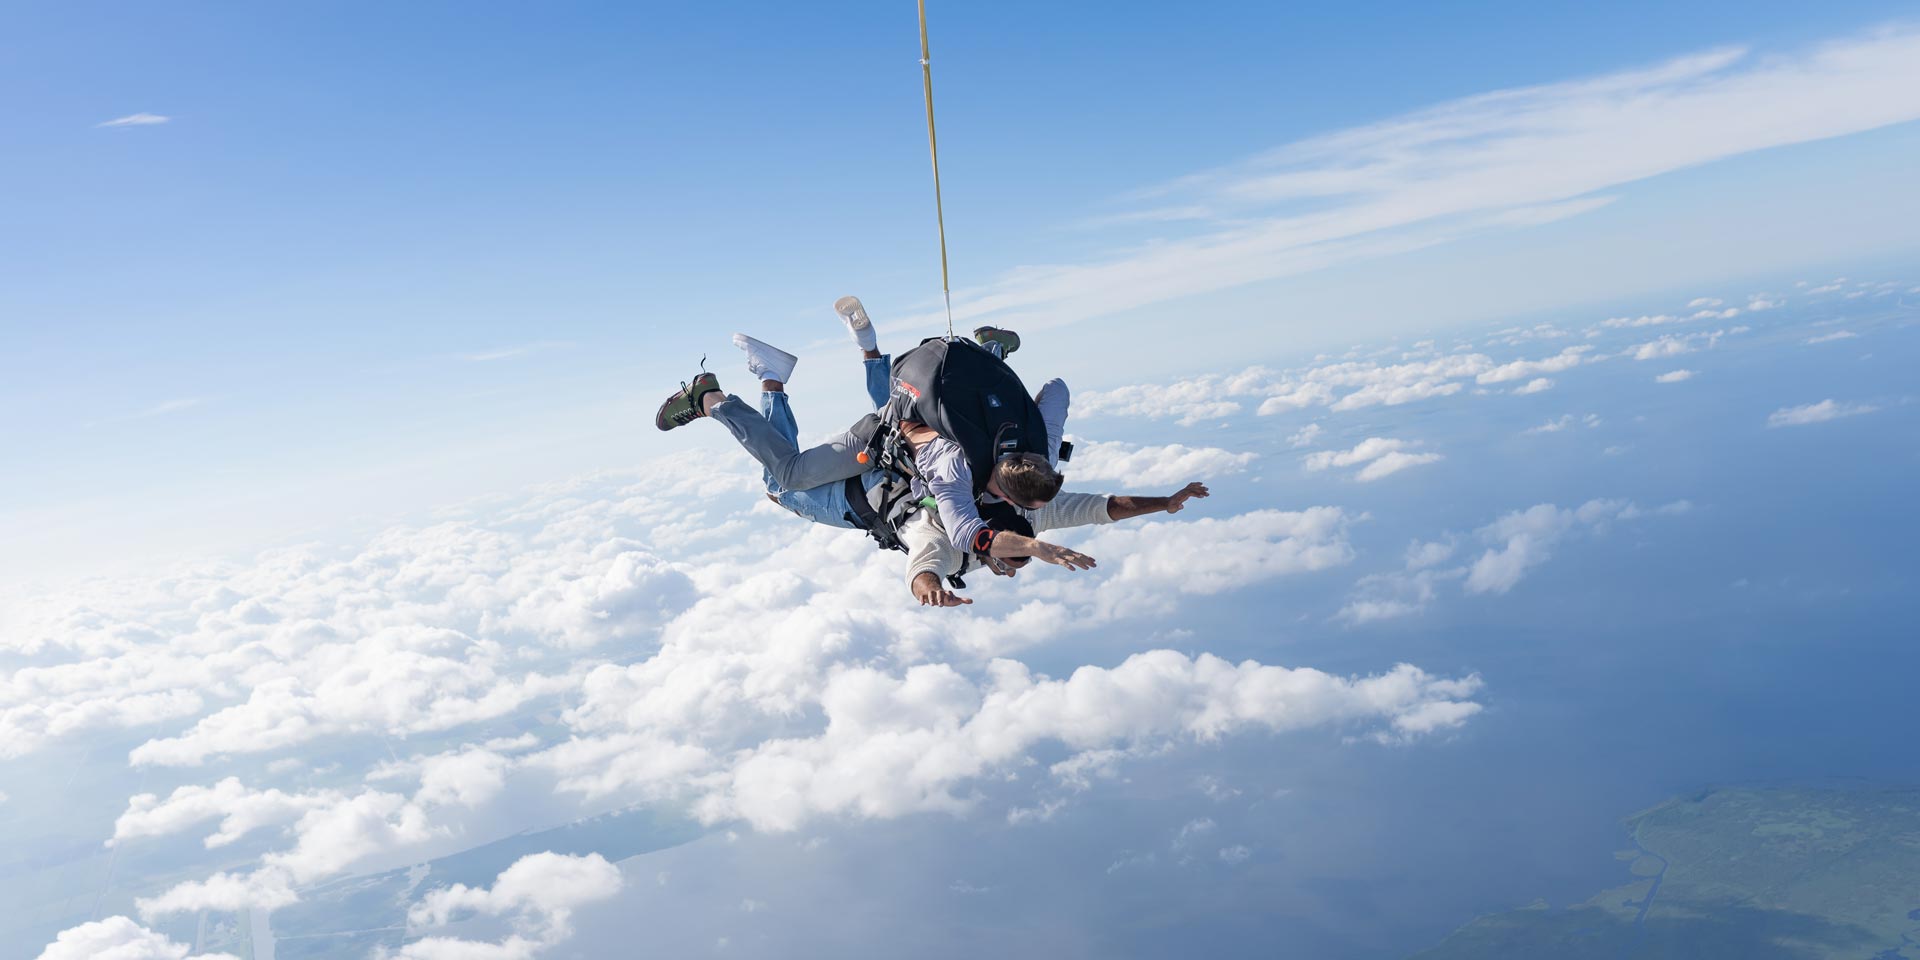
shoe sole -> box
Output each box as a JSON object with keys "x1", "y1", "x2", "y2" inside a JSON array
[
  {"x1": 835, "y1": 296, "x2": 872, "y2": 329},
  {"x1": 732, "y1": 334, "x2": 798, "y2": 381}
]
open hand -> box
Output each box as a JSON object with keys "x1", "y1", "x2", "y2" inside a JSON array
[
  {"x1": 1165, "y1": 482, "x2": 1210, "y2": 514},
  {"x1": 913, "y1": 574, "x2": 973, "y2": 607},
  {"x1": 1034, "y1": 541, "x2": 1097, "y2": 571}
]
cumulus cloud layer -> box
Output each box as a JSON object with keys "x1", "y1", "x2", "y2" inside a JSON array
[
  {"x1": 10, "y1": 433, "x2": 1467, "y2": 929},
  {"x1": 697, "y1": 653, "x2": 1483, "y2": 830}
]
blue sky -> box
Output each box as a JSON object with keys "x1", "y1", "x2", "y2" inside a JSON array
[
  {"x1": 4, "y1": 2, "x2": 1919, "y2": 584},
  {"x1": 4, "y1": 6, "x2": 1920, "y2": 954}
]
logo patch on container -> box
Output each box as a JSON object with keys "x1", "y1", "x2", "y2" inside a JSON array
[
  {"x1": 893, "y1": 378, "x2": 921, "y2": 400},
  {"x1": 986, "y1": 393, "x2": 1002, "y2": 408}
]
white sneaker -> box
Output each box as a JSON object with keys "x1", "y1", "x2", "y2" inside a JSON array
[
  {"x1": 732, "y1": 334, "x2": 798, "y2": 384},
  {"x1": 834, "y1": 296, "x2": 879, "y2": 352}
]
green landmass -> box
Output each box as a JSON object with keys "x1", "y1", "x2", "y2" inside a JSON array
[{"x1": 1412, "y1": 785, "x2": 1920, "y2": 959}]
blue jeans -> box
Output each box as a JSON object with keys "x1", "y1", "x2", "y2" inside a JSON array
[{"x1": 759, "y1": 355, "x2": 892, "y2": 528}]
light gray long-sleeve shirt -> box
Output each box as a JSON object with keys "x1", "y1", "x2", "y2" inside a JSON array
[
  {"x1": 901, "y1": 490, "x2": 1114, "y2": 589},
  {"x1": 909, "y1": 378, "x2": 1070, "y2": 553}
]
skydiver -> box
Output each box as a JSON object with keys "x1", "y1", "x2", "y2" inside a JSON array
[{"x1": 652, "y1": 297, "x2": 1093, "y2": 570}]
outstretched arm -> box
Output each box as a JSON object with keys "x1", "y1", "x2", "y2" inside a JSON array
[
  {"x1": 920, "y1": 437, "x2": 1096, "y2": 571},
  {"x1": 985, "y1": 530, "x2": 1096, "y2": 569},
  {"x1": 1107, "y1": 482, "x2": 1211, "y2": 521}
]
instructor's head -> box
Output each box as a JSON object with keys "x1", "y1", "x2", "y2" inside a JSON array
[{"x1": 990, "y1": 452, "x2": 1063, "y2": 509}]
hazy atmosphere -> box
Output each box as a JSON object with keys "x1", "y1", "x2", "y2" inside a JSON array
[{"x1": 4, "y1": 3, "x2": 1917, "y2": 958}]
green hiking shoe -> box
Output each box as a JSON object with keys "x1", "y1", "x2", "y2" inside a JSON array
[
  {"x1": 973, "y1": 326, "x2": 1020, "y2": 359},
  {"x1": 655, "y1": 370, "x2": 722, "y2": 431}
]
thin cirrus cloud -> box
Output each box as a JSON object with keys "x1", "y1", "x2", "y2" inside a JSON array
[
  {"x1": 97, "y1": 113, "x2": 170, "y2": 128},
  {"x1": 86, "y1": 397, "x2": 208, "y2": 428},
  {"x1": 131, "y1": 397, "x2": 205, "y2": 419},
  {"x1": 1804, "y1": 330, "x2": 1859, "y2": 345},
  {"x1": 893, "y1": 25, "x2": 1920, "y2": 333},
  {"x1": 1766, "y1": 399, "x2": 1879, "y2": 427},
  {"x1": 461, "y1": 340, "x2": 574, "y2": 362}
]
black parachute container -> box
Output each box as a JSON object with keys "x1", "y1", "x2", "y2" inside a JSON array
[{"x1": 882, "y1": 336, "x2": 1049, "y2": 494}]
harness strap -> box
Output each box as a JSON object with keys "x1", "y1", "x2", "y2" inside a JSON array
[{"x1": 846, "y1": 475, "x2": 918, "y2": 554}]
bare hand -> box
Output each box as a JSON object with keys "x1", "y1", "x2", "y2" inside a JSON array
[
  {"x1": 913, "y1": 574, "x2": 973, "y2": 607},
  {"x1": 1034, "y1": 541, "x2": 1097, "y2": 571},
  {"x1": 1165, "y1": 482, "x2": 1210, "y2": 514}
]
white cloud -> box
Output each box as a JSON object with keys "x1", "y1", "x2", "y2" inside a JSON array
[
  {"x1": 97, "y1": 112, "x2": 170, "y2": 128},
  {"x1": 15, "y1": 451, "x2": 1473, "y2": 921},
  {"x1": 1302, "y1": 437, "x2": 1405, "y2": 470},
  {"x1": 1303, "y1": 437, "x2": 1443, "y2": 481},
  {"x1": 1686, "y1": 297, "x2": 1723, "y2": 308},
  {"x1": 1476, "y1": 346, "x2": 1592, "y2": 384},
  {"x1": 1485, "y1": 324, "x2": 1572, "y2": 347},
  {"x1": 1630, "y1": 335, "x2": 1694, "y2": 360},
  {"x1": 1219, "y1": 844, "x2": 1253, "y2": 864},
  {"x1": 1287, "y1": 423, "x2": 1323, "y2": 448},
  {"x1": 127, "y1": 744, "x2": 538, "y2": 918},
  {"x1": 1065, "y1": 440, "x2": 1257, "y2": 487},
  {"x1": 882, "y1": 27, "x2": 1920, "y2": 333},
  {"x1": 414, "y1": 746, "x2": 513, "y2": 808},
  {"x1": 111, "y1": 777, "x2": 336, "y2": 849},
  {"x1": 1600, "y1": 314, "x2": 1682, "y2": 329},
  {"x1": 1076, "y1": 368, "x2": 1269, "y2": 424},
  {"x1": 1083, "y1": 347, "x2": 1598, "y2": 423},
  {"x1": 1655, "y1": 370, "x2": 1694, "y2": 383},
  {"x1": 1511, "y1": 377, "x2": 1554, "y2": 395},
  {"x1": 34, "y1": 916, "x2": 236, "y2": 960},
  {"x1": 1339, "y1": 540, "x2": 1461, "y2": 623},
  {"x1": 1462, "y1": 498, "x2": 1687, "y2": 595},
  {"x1": 1405, "y1": 540, "x2": 1457, "y2": 570},
  {"x1": 1356, "y1": 451, "x2": 1445, "y2": 482},
  {"x1": 695, "y1": 652, "x2": 1482, "y2": 831},
  {"x1": 1004, "y1": 507, "x2": 1359, "y2": 623},
  {"x1": 135, "y1": 869, "x2": 298, "y2": 919},
  {"x1": 1174, "y1": 817, "x2": 1216, "y2": 846},
  {"x1": 1465, "y1": 504, "x2": 1584, "y2": 595},
  {"x1": 399, "y1": 852, "x2": 623, "y2": 957},
  {"x1": 1767, "y1": 399, "x2": 1879, "y2": 427},
  {"x1": 378, "y1": 937, "x2": 541, "y2": 960},
  {"x1": 1522, "y1": 413, "x2": 1601, "y2": 434},
  {"x1": 1804, "y1": 330, "x2": 1859, "y2": 344}
]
